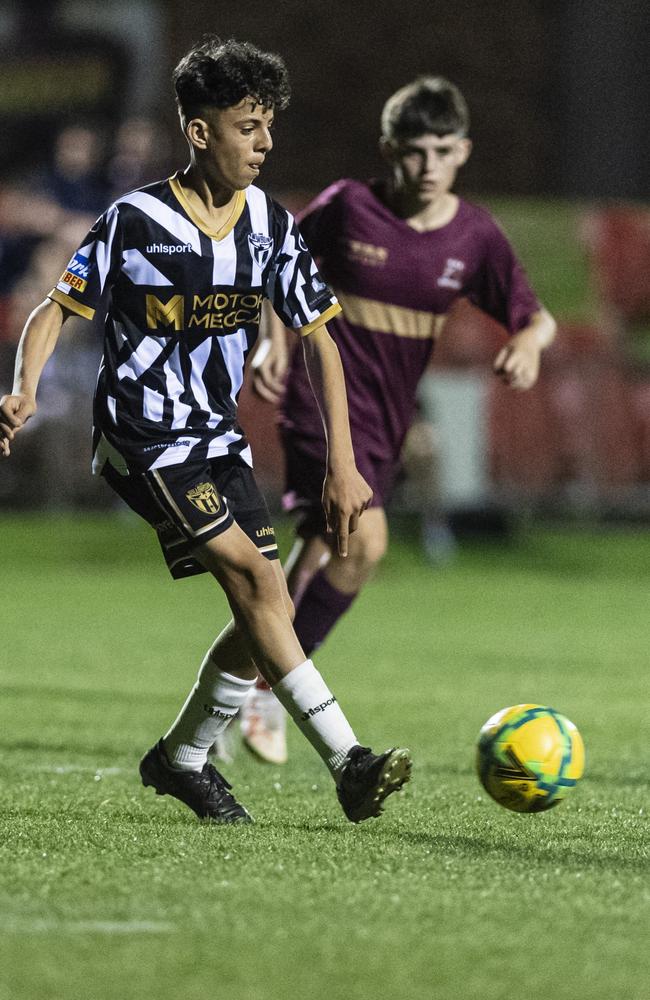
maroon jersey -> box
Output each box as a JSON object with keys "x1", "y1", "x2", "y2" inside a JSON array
[{"x1": 281, "y1": 178, "x2": 540, "y2": 462}]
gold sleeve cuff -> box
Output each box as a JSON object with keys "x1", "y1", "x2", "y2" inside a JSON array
[
  {"x1": 48, "y1": 288, "x2": 96, "y2": 321},
  {"x1": 298, "y1": 302, "x2": 342, "y2": 337}
]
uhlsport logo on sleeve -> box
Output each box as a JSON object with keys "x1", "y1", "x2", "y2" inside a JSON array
[
  {"x1": 185, "y1": 482, "x2": 222, "y2": 515},
  {"x1": 60, "y1": 252, "x2": 90, "y2": 292},
  {"x1": 248, "y1": 233, "x2": 274, "y2": 269}
]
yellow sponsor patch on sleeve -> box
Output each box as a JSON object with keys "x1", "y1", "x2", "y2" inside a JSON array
[{"x1": 60, "y1": 270, "x2": 88, "y2": 292}]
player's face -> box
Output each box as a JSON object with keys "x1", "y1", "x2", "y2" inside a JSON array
[
  {"x1": 190, "y1": 99, "x2": 275, "y2": 191},
  {"x1": 384, "y1": 133, "x2": 471, "y2": 204}
]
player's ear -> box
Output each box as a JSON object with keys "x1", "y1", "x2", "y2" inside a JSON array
[
  {"x1": 455, "y1": 137, "x2": 472, "y2": 167},
  {"x1": 185, "y1": 117, "x2": 210, "y2": 151}
]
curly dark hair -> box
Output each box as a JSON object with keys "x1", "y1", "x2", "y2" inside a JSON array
[
  {"x1": 173, "y1": 36, "x2": 291, "y2": 120},
  {"x1": 381, "y1": 76, "x2": 469, "y2": 141}
]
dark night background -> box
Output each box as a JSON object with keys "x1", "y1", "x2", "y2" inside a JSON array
[{"x1": 1, "y1": 0, "x2": 649, "y2": 200}]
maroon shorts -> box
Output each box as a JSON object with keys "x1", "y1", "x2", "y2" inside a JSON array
[{"x1": 282, "y1": 432, "x2": 398, "y2": 539}]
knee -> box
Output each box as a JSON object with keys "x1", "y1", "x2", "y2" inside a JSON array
[
  {"x1": 237, "y1": 558, "x2": 297, "y2": 629},
  {"x1": 348, "y1": 527, "x2": 388, "y2": 574},
  {"x1": 364, "y1": 530, "x2": 388, "y2": 567},
  {"x1": 329, "y1": 527, "x2": 387, "y2": 592},
  {"x1": 230, "y1": 556, "x2": 282, "y2": 614}
]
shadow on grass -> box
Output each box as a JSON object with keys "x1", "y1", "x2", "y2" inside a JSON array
[
  {"x1": 396, "y1": 828, "x2": 647, "y2": 872},
  {"x1": 272, "y1": 820, "x2": 347, "y2": 834},
  {"x1": 413, "y1": 760, "x2": 649, "y2": 789}
]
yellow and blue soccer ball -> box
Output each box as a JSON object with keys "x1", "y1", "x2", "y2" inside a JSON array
[{"x1": 476, "y1": 704, "x2": 585, "y2": 813}]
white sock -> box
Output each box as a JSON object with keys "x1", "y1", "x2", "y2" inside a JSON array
[
  {"x1": 164, "y1": 652, "x2": 256, "y2": 771},
  {"x1": 272, "y1": 660, "x2": 357, "y2": 779}
]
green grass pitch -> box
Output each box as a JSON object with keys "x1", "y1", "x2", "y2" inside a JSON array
[{"x1": 1, "y1": 515, "x2": 648, "y2": 1000}]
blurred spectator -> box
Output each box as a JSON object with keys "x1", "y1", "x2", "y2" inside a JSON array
[
  {"x1": 0, "y1": 184, "x2": 67, "y2": 303},
  {"x1": 0, "y1": 223, "x2": 104, "y2": 509},
  {"x1": 0, "y1": 115, "x2": 179, "y2": 509},
  {"x1": 0, "y1": 114, "x2": 176, "y2": 478},
  {"x1": 105, "y1": 116, "x2": 173, "y2": 200},
  {"x1": 33, "y1": 124, "x2": 108, "y2": 215},
  {"x1": 0, "y1": 124, "x2": 106, "y2": 312}
]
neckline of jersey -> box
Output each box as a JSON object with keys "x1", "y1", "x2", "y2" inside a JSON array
[
  {"x1": 168, "y1": 173, "x2": 246, "y2": 241},
  {"x1": 367, "y1": 179, "x2": 465, "y2": 235}
]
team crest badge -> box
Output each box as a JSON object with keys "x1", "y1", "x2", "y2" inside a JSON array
[
  {"x1": 248, "y1": 233, "x2": 274, "y2": 269},
  {"x1": 185, "y1": 482, "x2": 222, "y2": 515}
]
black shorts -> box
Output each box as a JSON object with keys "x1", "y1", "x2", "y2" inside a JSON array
[
  {"x1": 281, "y1": 433, "x2": 398, "y2": 540},
  {"x1": 103, "y1": 455, "x2": 278, "y2": 579}
]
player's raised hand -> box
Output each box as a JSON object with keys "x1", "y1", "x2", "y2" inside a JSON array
[
  {"x1": 322, "y1": 465, "x2": 373, "y2": 557},
  {"x1": 493, "y1": 330, "x2": 541, "y2": 391},
  {"x1": 0, "y1": 393, "x2": 37, "y2": 457}
]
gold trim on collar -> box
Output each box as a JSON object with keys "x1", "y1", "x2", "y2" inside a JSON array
[{"x1": 168, "y1": 174, "x2": 246, "y2": 241}]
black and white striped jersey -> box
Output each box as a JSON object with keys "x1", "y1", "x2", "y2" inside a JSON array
[{"x1": 48, "y1": 174, "x2": 341, "y2": 475}]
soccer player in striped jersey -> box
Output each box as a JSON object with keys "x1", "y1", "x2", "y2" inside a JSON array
[
  {"x1": 240, "y1": 76, "x2": 557, "y2": 764},
  {"x1": 0, "y1": 38, "x2": 413, "y2": 824}
]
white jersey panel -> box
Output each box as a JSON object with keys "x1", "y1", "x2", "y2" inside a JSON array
[
  {"x1": 189, "y1": 339, "x2": 221, "y2": 429},
  {"x1": 117, "y1": 191, "x2": 202, "y2": 254},
  {"x1": 245, "y1": 186, "x2": 271, "y2": 288},
  {"x1": 218, "y1": 329, "x2": 248, "y2": 405},
  {"x1": 163, "y1": 344, "x2": 193, "y2": 429},
  {"x1": 149, "y1": 437, "x2": 203, "y2": 470},
  {"x1": 122, "y1": 249, "x2": 173, "y2": 286},
  {"x1": 96, "y1": 206, "x2": 121, "y2": 294},
  {"x1": 206, "y1": 429, "x2": 253, "y2": 465},
  {"x1": 142, "y1": 386, "x2": 165, "y2": 423},
  {"x1": 211, "y1": 230, "x2": 238, "y2": 286},
  {"x1": 116, "y1": 334, "x2": 167, "y2": 382}
]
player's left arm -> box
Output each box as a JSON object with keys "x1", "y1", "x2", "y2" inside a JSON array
[
  {"x1": 301, "y1": 324, "x2": 373, "y2": 557},
  {"x1": 471, "y1": 217, "x2": 557, "y2": 392},
  {"x1": 265, "y1": 201, "x2": 371, "y2": 552},
  {"x1": 493, "y1": 306, "x2": 557, "y2": 391},
  {"x1": 250, "y1": 300, "x2": 290, "y2": 404}
]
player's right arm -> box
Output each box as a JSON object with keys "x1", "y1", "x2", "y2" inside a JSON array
[
  {"x1": 1, "y1": 204, "x2": 124, "y2": 457},
  {"x1": 0, "y1": 298, "x2": 72, "y2": 457}
]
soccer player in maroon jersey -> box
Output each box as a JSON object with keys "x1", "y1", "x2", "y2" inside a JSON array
[
  {"x1": 239, "y1": 75, "x2": 557, "y2": 764},
  {"x1": 0, "y1": 38, "x2": 413, "y2": 823}
]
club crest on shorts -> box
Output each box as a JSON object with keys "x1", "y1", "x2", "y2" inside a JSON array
[
  {"x1": 248, "y1": 233, "x2": 274, "y2": 269},
  {"x1": 185, "y1": 482, "x2": 222, "y2": 515}
]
